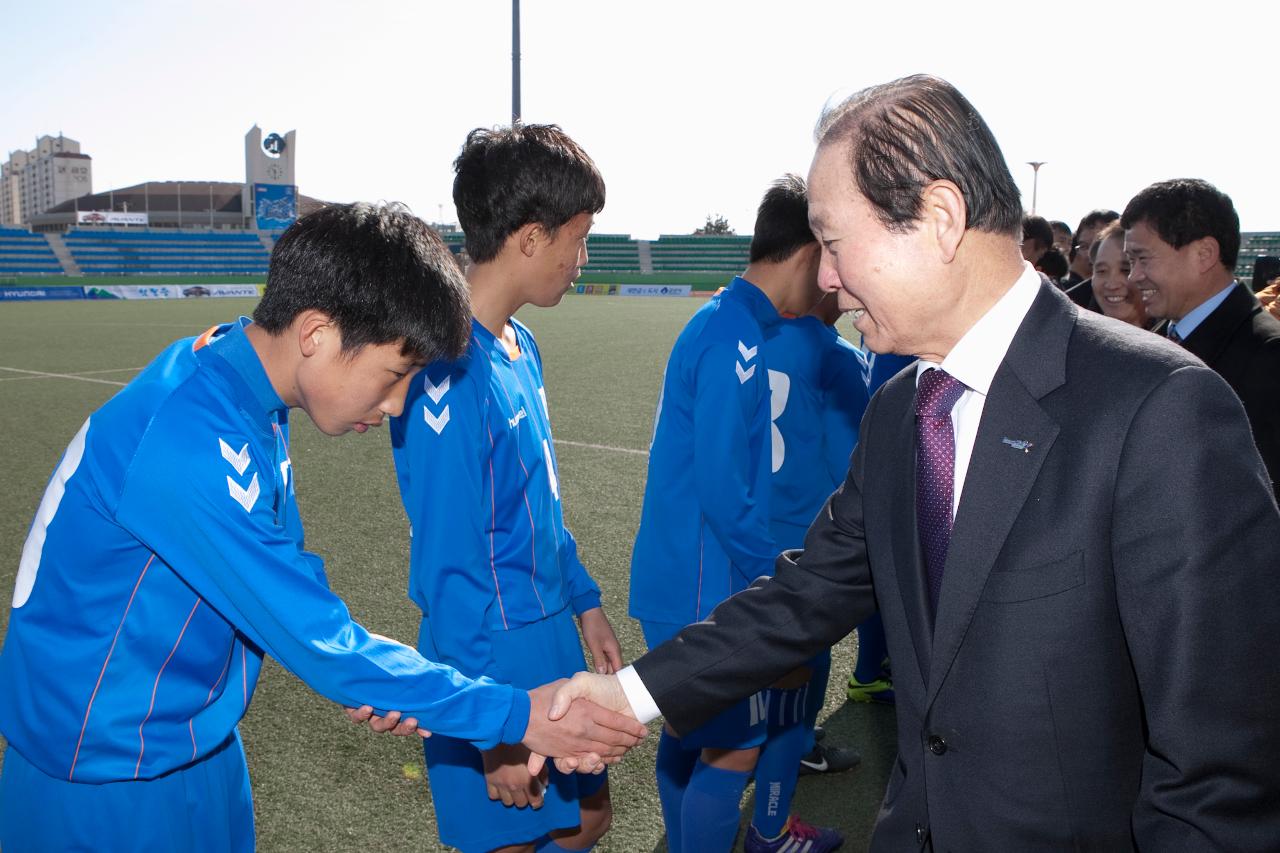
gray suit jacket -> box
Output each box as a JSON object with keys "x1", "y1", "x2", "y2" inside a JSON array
[{"x1": 634, "y1": 283, "x2": 1280, "y2": 850}]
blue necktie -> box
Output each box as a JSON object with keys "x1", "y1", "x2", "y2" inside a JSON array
[{"x1": 915, "y1": 369, "x2": 967, "y2": 618}]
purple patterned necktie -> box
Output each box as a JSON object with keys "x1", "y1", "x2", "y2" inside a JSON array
[{"x1": 915, "y1": 368, "x2": 967, "y2": 618}]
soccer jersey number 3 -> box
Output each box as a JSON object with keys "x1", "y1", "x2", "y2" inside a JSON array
[{"x1": 769, "y1": 369, "x2": 790, "y2": 473}]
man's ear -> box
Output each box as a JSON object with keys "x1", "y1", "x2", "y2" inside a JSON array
[
  {"x1": 921, "y1": 180, "x2": 967, "y2": 263},
  {"x1": 1192, "y1": 235, "x2": 1223, "y2": 275},
  {"x1": 297, "y1": 310, "x2": 335, "y2": 358}
]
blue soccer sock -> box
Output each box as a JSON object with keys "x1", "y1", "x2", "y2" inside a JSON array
[
  {"x1": 853, "y1": 612, "x2": 888, "y2": 684},
  {"x1": 535, "y1": 836, "x2": 595, "y2": 852},
  {"x1": 681, "y1": 760, "x2": 752, "y2": 853},
  {"x1": 803, "y1": 650, "x2": 832, "y2": 752},
  {"x1": 752, "y1": 714, "x2": 808, "y2": 838},
  {"x1": 655, "y1": 730, "x2": 697, "y2": 853}
]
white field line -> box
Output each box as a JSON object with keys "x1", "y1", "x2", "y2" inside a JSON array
[
  {"x1": 555, "y1": 438, "x2": 649, "y2": 457},
  {"x1": 0, "y1": 366, "x2": 131, "y2": 387},
  {"x1": 0, "y1": 370, "x2": 652, "y2": 458}
]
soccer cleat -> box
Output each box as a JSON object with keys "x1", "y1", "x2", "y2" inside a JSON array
[
  {"x1": 798, "y1": 742, "x2": 861, "y2": 776},
  {"x1": 846, "y1": 674, "x2": 895, "y2": 705},
  {"x1": 745, "y1": 816, "x2": 844, "y2": 853},
  {"x1": 812, "y1": 724, "x2": 826, "y2": 743}
]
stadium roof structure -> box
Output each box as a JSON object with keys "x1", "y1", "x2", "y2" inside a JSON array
[{"x1": 29, "y1": 181, "x2": 327, "y2": 232}]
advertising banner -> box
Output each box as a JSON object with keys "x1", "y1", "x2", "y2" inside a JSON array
[
  {"x1": 84, "y1": 284, "x2": 263, "y2": 300},
  {"x1": 573, "y1": 284, "x2": 619, "y2": 296},
  {"x1": 254, "y1": 184, "x2": 297, "y2": 230},
  {"x1": 76, "y1": 211, "x2": 149, "y2": 226},
  {"x1": 0, "y1": 286, "x2": 86, "y2": 301},
  {"x1": 618, "y1": 284, "x2": 692, "y2": 297}
]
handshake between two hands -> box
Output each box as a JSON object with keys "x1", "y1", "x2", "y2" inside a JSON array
[{"x1": 345, "y1": 671, "x2": 643, "y2": 807}]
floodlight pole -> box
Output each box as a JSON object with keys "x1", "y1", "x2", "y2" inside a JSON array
[
  {"x1": 512, "y1": 0, "x2": 521, "y2": 124},
  {"x1": 1027, "y1": 161, "x2": 1046, "y2": 215}
]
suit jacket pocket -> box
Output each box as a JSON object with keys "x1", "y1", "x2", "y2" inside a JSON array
[{"x1": 981, "y1": 551, "x2": 1084, "y2": 603}]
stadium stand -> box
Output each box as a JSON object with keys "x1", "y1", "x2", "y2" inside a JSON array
[
  {"x1": 1239, "y1": 232, "x2": 1280, "y2": 284},
  {"x1": 62, "y1": 228, "x2": 269, "y2": 275},
  {"x1": 649, "y1": 234, "x2": 751, "y2": 273},
  {"x1": 0, "y1": 227, "x2": 63, "y2": 274},
  {"x1": 585, "y1": 233, "x2": 642, "y2": 272}
]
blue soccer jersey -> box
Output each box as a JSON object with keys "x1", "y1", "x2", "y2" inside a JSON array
[
  {"x1": 629, "y1": 277, "x2": 780, "y2": 625},
  {"x1": 863, "y1": 349, "x2": 916, "y2": 394},
  {"x1": 390, "y1": 318, "x2": 601, "y2": 679},
  {"x1": 0, "y1": 319, "x2": 529, "y2": 786},
  {"x1": 764, "y1": 316, "x2": 870, "y2": 549}
]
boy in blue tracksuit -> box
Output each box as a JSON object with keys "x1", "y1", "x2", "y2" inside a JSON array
[
  {"x1": 0, "y1": 203, "x2": 644, "y2": 853},
  {"x1": 390, "y1": 124, "x2": 623, "y2": 853},
  {"x1": 629, "y1": 176, "x2": 838, "y2": 853},
  {"x1": 745, "y1": 293, "x2": 870, "y2": 852},
  {"x1": 845, "y1": 348, "x2": 916, "y2": 706}
]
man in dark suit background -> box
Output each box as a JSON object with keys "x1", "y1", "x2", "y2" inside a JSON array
[
  {"x1": 548, "y1": 75, "x2": 1280, "y2": 850},
  {"x1": 1123, "y1": 179, "x2": 1280, "y2": 499}
]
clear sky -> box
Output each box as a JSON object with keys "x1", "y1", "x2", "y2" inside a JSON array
[{"x1": 2, "y1": 1, "x2": 1277, "y2": 237}]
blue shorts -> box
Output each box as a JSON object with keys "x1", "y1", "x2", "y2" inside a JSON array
[
  {"x1": 765, "y1": 649, "x2": 831, "y2": 730},
  {"x1": 419, "y1": 607, "x2": 607, "y2": 853},
  {"x1": 641, "y1": 621, "x2": 768, "y2": 751},
  {"x1": 0, "y1": 731, "x2": 253, "y2": 853}
]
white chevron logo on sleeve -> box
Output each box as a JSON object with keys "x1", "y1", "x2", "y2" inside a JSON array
[
  {"x1": 737, "y1": 340, "x2": 757, "y2": 361},
  {"x1": 219, "y1": 438, "x2": 251, "y2": 476},
  {"x1": 424, "y1": 405, "x2": 451, "y2": 435},
  {"x1": 227, "y1": 473, "x2": 260, "y2": 512},
  {"x1": 425, "y1": 375, "x2": 450, "y2": 404},
  {"x1": 736, "y1": 361, "x2": 756, "y2": 384}
]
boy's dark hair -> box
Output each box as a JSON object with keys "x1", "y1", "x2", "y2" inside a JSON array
[
  {"x1": 253, "y1": 202, "x2": 471, "y2": 362},
  {"x1": 749, "y1": 174, "x2": 816, "y2": 263},
  {"x1": 1035, "y1": 246, "x2": 1069, "y2": 279},
  {"x1": 1120, "y1": 179, "x2": 1240, "y2": 269},
  {"x1": 453, "y1": 124, "x2": 605, "y2": 264},
  {"x1": 815, "y1": 74, "x2": 1023, "y2": 236},
  {"x1": 1072, "y1": 208, "x2": 1119, "y2": 258},
  {"x1": 1075, "y1": 208, "x2": 1120, "y2": 236},
  {"x1": 1022, "y1": 214, "x2": 1054, "y2": 255},
  {"x1": 1089, "y1": 220, "x2": 1125, "y2": 264}
]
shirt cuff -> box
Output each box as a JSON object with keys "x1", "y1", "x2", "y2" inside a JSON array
[
  {"x1": 617, "y1": 664, "x2": 661, "y2": 724},
  {"x1": 570, "y1": 589, "x2": 603, "y2": 616},
  {"x1": 498, "y1": 687, "x2": 532, "y2": 746}
]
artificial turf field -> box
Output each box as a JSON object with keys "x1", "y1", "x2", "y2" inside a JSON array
[{"x1": 0, "y1": 295, "x2": 896, "y2": 851}]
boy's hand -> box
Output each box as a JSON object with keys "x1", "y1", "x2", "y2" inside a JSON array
[
  {"x1": 483, "y1": 744, "x2": 547, "y2": 809},
  {"x1": 578, "y1": 607, "x2": 623, "y2": 674},
  {"x1": 343, "y1": 705, "x2": 431, "y2": 738}
]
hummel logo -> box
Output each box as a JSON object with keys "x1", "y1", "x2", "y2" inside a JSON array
[
  {"x1": 219, "y1": 438, "x2": 251, "y2": 476},
  {"x1": 1001, "y1": 437, "x2": 1034, "y2": 453},
  {"x1": 424, "y1": 405, "x2": 451, "y2": 435},
  {"x1": 509, "y1": 408, "x2": 527, "y2": 429},
  {"x1": 425, "y1": 375, "x2": 450, "y2": 405},
  {"x1": 736, "y1": 340, "x2": 758, "y2": 384},
  {"x1": 227, "y1": 473, "x2": 260, "y2": 512}
]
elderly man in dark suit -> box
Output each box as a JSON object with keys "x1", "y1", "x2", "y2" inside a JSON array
[
  {"x1": 1123, "y1": 179, "x2": 1280, "y2": 500},
  {"x1": 548, "y1": 75, "x2": 1280, "y2": 850}
]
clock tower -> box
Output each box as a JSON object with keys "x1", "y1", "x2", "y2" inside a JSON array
[{"x1": 244, "y1": 125, "x2": 298, "y2": 230}]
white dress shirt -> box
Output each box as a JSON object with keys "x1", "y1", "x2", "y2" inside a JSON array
[{"x1": 618, "y1": 262, "x2": 1044, "y2": 723}]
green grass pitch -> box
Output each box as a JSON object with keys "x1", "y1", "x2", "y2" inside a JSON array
[{"x1": 0, "y1": 296, "x2": 895, "y2": 851}]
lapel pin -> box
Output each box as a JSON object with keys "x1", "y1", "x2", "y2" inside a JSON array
[{"x1": 1001, "y1": 437, "x2": 1033, "y2": 453}]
